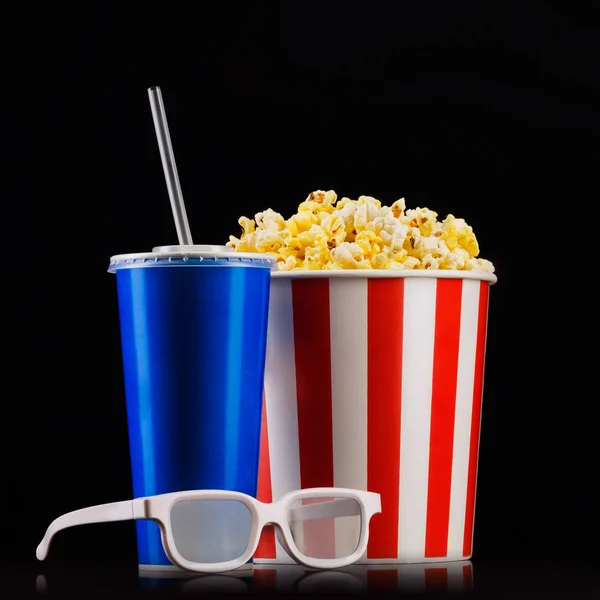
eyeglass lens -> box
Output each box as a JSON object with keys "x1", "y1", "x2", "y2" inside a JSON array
[
  {"x1": 170, "y1": 499, "x2": 253, "y2": 564},
  {"x1": 287, "y1": 496, "x2": 362, "y2": 559}
]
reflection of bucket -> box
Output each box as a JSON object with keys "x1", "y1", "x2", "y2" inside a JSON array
[
  {"x1": 253, "y1": 561, "x2": 474, "y2": 592},
  {"x1": 255, "y1": 270, "x2": 496, "y2": 564}
]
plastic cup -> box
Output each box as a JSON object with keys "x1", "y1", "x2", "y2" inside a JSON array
[
  {"x1": 254, "y1": 270, "x2": 497, "y2": 564},
  {"x1": 108, "y1": 245, "x2": 276, "y2": 569}
]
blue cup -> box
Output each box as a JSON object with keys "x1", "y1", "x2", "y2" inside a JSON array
[{"x1": 108, "y1": 245, "x2": 275, "y2": 569}]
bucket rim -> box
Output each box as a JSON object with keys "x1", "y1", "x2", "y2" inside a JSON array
[{"x1": 270, "y1": 269, "x2": 497, "y2": 283}]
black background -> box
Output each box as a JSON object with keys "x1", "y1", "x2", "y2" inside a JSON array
[{"x1": 3, "y1": 0, "x2": 599, "y2": 580}]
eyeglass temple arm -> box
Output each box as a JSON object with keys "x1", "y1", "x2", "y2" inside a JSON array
[
  {"x1": 36, "y1": 499, "x2": 145, "y2": 561},
  {"x1": 288, "y1": 497, "x2": 361, "y2": 522}
]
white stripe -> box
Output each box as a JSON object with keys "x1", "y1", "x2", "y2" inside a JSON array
[
  {"x1": 447, "y1": 280, "x2": 480, "y2": 558},
  {"x1": 264, "y1": 279, "x2": 302, "y2": 561},
  {"x1": 275, "y1": 531, "x2": 295, "y2": 564},
  {"x1": 469, "y1": 285, "x2": 490, "y2": 557},
  {"x1": 329, "y1": 279, "x2": 368, "y2": 558},
  {"x1": 398, "y1": 278, "x2": 437, "y2": 561}
]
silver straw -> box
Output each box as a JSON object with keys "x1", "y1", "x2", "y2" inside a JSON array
[{"x1": 148, "y1": 86, "x2": 194, "y2": 246}]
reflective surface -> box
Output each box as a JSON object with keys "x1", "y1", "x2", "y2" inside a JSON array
[
  {"x1": 115, "y1": 264, "x2": 271, "y2": 566},
  {"x1": 6, "y1": 560, "x2": 598, "y2": 595}
]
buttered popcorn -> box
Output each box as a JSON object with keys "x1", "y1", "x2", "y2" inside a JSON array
[{"x1": 227, "y1": 191, "x2": 495, "y2": 272}]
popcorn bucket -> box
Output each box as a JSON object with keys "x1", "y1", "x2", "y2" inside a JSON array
[{"x1": 255, "y1": 270, "x2": 496, "y2": 564}]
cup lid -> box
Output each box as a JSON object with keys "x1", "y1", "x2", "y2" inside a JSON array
[
  {"x1": 108, "y1": 244, "x2": 277, "y2": 273},
  {"x1": 152, "y1": 245, "x2": 234, "y2": 254}
]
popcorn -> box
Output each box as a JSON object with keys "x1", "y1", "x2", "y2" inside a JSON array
[
  {"x1": 330, "y1": 242, "x2": 372, "y2": 270},
  {"x1": 255, "y1": 209, "x2": 286, "y2": 232},
  {"x1": 391, "y1": 198, "x2": 406, "y2": 218},
  {"x1": 421, "y1": 255, "x2": 440, "y2": 270},
  {"x1": 371, "y1": 252, "x2": 390, "y2": 269},
  {"x1": 227, "y1": 190, "x2": 495, "y2": 273},
  {"x1": 403, "y1": 256, "x2": 422, "y2": 270},
  {"x1": 239, "y1": 217, "x2": 255, "y2": 235}
]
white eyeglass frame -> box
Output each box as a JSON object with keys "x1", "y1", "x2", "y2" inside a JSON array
[{"x1": 37, "y1": 488, "x2": 381, "y2": 573}]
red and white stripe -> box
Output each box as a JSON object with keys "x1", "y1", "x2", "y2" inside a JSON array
[{"x1": 256, "y1": 275, "x2": 491, "y2": 563}]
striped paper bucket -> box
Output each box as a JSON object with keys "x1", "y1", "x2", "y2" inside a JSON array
[{"x1": 255, "y1": 270, "x2": 496, "y2": 564}]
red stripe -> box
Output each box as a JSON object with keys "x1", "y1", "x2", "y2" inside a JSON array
[
  {"x1": 292, "y1": 279, "x2": 335, "y2": 557},
  {"x1": 255, "y1": 392, "x2": 276, "y2": 559},
  {"x1": 292, "y1": 279, "x2": 334, "y2": 489},
  {"x1": 366, "y1": 279, "x2": 404, "y2": 559},
  {"x1": 425, "y1": 279, "x2": 463, "y2": 557},
  {"x1": 463, "y1": 282, "x2": 490, "y2": 557},
  {"x1": 367, "y1": 570, "x2": 398, "y2": 589},
  {"x1": 424, "y1": 567, "x2": 448, "y2": 590},
  {"x1": 463, "y1": 563, "x2": 474, "y2": 589}
]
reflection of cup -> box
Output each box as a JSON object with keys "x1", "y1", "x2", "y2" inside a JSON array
[
  {"x1": 180, "y1": 574, "x2": 250, "y2": 594},
  {"x1": 109, "y1": 246, "x2": 274, "y2": 568},
  {"x1": 255, "y1": 271, "x2": 496, "y2": 564},
  {"x1": 138, "y1": 567, "x2": 252, "y2": 593}
]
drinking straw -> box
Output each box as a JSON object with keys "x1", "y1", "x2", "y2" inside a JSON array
[{"x1": 148, "y1": 86, "x2": 194, "y2": 245}]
